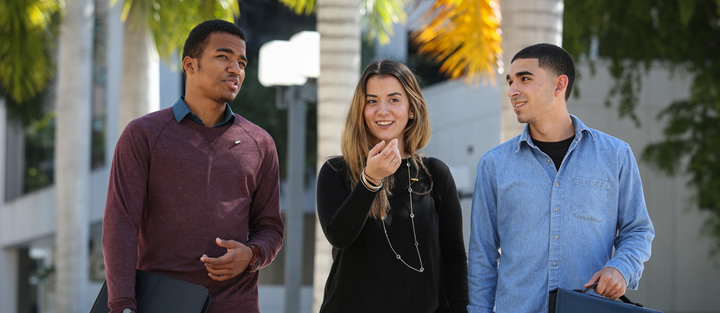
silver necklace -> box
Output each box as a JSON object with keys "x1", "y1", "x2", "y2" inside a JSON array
[{"x1": 381, "y1": 160, "x2": 424, "y2": 273}]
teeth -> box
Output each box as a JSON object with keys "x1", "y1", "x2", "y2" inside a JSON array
[
  {"x1": 377, "y1": 121, "x2": 392, "y2": 126},
  {"x1": 514, "y1": 102, "x2": 526, "y2": 107}
]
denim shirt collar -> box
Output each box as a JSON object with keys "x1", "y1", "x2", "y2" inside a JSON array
[
  {"x1": 516, "y1": 114, "x2": 595, "y2": 152},
  {"x1": 172, "y1": 97, "x2": 235, "y2": 127}
]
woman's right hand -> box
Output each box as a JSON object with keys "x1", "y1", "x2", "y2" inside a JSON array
[{"x1": 365, "y1": 139, "x2": 402, "y2": 181}]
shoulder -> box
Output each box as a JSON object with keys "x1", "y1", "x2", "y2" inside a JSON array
[
  {"x1": 585, "y1": 128, "x2": 630, "y2": 149},
  {"x1": 323, "y1": 156, "x2": 347, "y2": 173},
  {"x1": 234, "y1": 114, "x2": 276, "y2": 149},
  {"x1": 118, "y1": 108, "x2": 174, "y2": 143},
  {"x1": 423, "y1": 156, "x2": 451, "y2": 175},
  {"x1": 480, "y1": 134, "x2": 522, "y2": 164}
]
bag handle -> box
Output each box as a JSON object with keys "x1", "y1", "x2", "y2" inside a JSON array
[{"x1": 576, "y1": 282, "x2": 645, "y2": 307}]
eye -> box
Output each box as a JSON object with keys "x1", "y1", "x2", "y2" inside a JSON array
[
  {"x1": 366, "y1": 99, "x2": 377, "y2": 104},
  {"x1": 238, "y1": 61, "x2": 246, "y2": 69},
  {"x1": 521, "y1": 77, "x2": 530, "y2": 82}
]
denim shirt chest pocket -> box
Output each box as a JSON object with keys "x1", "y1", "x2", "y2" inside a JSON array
[{"x1": 571, "y1": 177, "x2": 611, "y2": 222}]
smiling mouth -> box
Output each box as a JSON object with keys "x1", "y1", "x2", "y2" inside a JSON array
[
  {"x1": 376, "y1": 121, "x2": 393, "y2": 126},
  {"x1": 512, "y1": 101, "x2": 527, "y2": 110}
]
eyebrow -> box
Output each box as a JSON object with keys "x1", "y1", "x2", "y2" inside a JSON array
[
  {"x1": 366, "y1": 92, "x2": 403, "y2": 98},
  {"x1": 507, "y1": 70, "x2": 534, "y2": 81},
  {"x1": 216, "y1": 48, "x2": 248, "y2": 63}
]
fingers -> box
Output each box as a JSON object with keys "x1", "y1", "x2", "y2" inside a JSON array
[
  {"x1": 215, "y1": 237, "x2": 243, "y2": 250},
  {"x1": 589, "y1": 267, "x2": 627, "y2": 299},
  {"x1": 584, "y1": 272, "x2": 600, "y2": 288},
  {"x1": 368, "y1": 140, "x2": 386, "y2": 157}
]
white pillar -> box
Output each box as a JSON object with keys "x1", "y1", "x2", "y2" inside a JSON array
[
  {"x1": 499, "y1": 0, "x2": 564, "y2": 142},
  {"x1": 118, "y1": 9, "x2": 160, "y2": 133},
  {"x1": 313, "y1": 0, "x2": 361, "y2": 311},
  {"x1": 54, "y1": 0, "x2": 94, "y2": 311},
  {"x1": 105, "y1": 0, "x2": 123, "y2": 165},
  {"x1": 0, "y1": 97, "x2": 18, "y2": 313},
  {"x1": 284, "y1": 86, "x2": 307, "y2": 313}
]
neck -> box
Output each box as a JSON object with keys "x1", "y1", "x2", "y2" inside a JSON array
[
  {"x1": 529, "y1": 112, "x2": 574, "y2": 142},
  {"x1": 184, "y1": 93, "x2": 226, "y2": 127}
]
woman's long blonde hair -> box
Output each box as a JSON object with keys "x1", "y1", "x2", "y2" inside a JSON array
[{"x1": 341, "y1": 59, "x2": 431, "y2": 219}]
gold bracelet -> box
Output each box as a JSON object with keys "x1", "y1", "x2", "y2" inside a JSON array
[
  {"x1": 362, "y1": 167, "x2": 382, "y2": 185},
  {"x1": 361, "y1": 171, "x2": 382, "y2": 192}
]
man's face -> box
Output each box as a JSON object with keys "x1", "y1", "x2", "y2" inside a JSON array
[
  {"x1": 506, "y1": 58, "x2": 558, "y2": 125},
  {"x1": 189, "y1": 32, "x2": 247, "y2": 104}
]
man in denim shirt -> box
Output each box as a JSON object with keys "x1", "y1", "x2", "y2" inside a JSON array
[{"x1": 467, "y1": 43, "x2": 655, "y2": 312}]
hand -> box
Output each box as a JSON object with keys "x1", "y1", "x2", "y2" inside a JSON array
[
  {"x1": 200, "y1": 237, "x2": 252, "y2": 281},
  {"x1": 584, "y1": 267, "x2": 627, "y2": 300},
  {"x1": 364, "y1": 139, "x2": 402, "y2": 180}
]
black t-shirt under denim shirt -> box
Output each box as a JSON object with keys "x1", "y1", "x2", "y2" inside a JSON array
[{"x1": 533, "y1": 136, "x2": 575, "y2": 171}]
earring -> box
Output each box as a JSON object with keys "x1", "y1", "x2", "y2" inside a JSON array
[{"x1": 409, "y1": 113, "x2": 415, "y2": 119}]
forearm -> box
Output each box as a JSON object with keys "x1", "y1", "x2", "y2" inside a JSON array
[{"x1": 316, "y1": 162, "x2": 377, "y2": 249}]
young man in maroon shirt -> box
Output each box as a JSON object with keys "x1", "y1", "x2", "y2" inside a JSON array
[{"x1": 102, "y1": 20, "x2": 284, "y2": 313}]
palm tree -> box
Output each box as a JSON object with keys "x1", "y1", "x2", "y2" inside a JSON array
[{"x1": 54, "y1": 0, "x2": 95, "y2": 311}]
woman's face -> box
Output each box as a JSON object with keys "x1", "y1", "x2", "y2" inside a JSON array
[{"x1": 363, "y1": 75, "x2": 412, "y2": 151}]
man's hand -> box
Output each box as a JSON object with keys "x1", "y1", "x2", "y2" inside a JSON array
[
  {"x1": 200, "y1": 237, "x2": 252, "y2": 281},
  {"x1": 584, "y1": 267, "x2": 627, "y2": 300}
]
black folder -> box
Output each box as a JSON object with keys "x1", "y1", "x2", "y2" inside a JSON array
[{"x1": 90, "y1": 270, "x2": 212, "y2": 313}]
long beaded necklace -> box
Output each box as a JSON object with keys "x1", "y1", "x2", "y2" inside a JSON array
[{"x1": 381, "y1": 159, "x2": 424, "y2": 273}]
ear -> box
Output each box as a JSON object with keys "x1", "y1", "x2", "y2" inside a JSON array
[
  {"x1": 182, "y1": 56, "x2": 196, "y2": 74},
  {"x1": 554, "y1": 75, "x2": 568, "y2": 97}
]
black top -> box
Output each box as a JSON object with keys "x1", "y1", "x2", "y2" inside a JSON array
[
  {"x1": 533, "y1": 136, "x2": 575, "y2": 171},
  {"x1": 316, "y1": 156, "x2": 469, "y2": 313}
]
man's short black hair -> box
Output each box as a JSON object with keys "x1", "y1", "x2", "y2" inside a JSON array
[
  {"x1": 182, "y1": 19, "x2": 246, "y2": 61},
  {"x1": 511, "y1": 43, "x2": 576, "y2": 101}
]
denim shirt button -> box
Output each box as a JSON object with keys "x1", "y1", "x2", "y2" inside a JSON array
[
  {"x1": 553, "y1": 262, "x2": 557, "y2": 267},
  {"x1": 554, "y1": 208, "x2": 559, "y2": 212}
]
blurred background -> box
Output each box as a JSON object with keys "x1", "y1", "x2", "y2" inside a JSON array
[{"x1": 1, "y1": 0, "x2": 719, "y2": 312}]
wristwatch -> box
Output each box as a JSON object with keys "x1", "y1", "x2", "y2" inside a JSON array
[
  {"x1": 122, "y1": 309, "x2": 134, "y2": 313},
  {"x1": 245, "y1": 244, "x2": 262, "y2": 272}
]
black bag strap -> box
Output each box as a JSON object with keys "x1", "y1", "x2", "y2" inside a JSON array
[{"x1": 576, "y1": 282, "x2": 645, "y2": 307}]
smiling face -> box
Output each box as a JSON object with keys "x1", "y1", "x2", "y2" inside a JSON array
[
  {"x1": 506, "y1": 58, "x2": 561, "y2": 125},
  {"x1": 184, "y1": 32, "x2": 247, "y2": 105},
  {"x1": 363, "y1": 75, "x2": 413, "y2": 156}
]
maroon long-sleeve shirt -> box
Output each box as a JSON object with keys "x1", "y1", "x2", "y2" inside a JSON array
[{"x1": 102, "y1": 106, "x2": 284, "y2": 313}]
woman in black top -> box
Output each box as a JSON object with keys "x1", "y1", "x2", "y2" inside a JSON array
[{"x1": 316, "y1": 59, "x2": 468, "y2": 313}]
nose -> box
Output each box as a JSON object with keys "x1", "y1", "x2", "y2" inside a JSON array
[
  {"x1": 508, "y1": 84, "x2": 519, "y2": 99},
  {"x1": 228, "y1": 61, "x2": 241, "y2": 75},
  {"x1": 378, "y1": 101, "x2": 390, "y2": 114}
]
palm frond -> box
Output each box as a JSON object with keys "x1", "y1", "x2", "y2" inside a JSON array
[
  {"x1": 412, "y1": 0, "x2": 502, "y2": 85},
  {"x1": 115, "y1": 0, "x2": 240, "y2": 62},
  {"x1": 279, "y1": 0, "x2": 316, "y2": 15},
  {"x1": 0, "y1": 0, "x2": 59, "y2": 103},
  {"x1": 362, "y1": 0, "x2": 409, "y2": 45}
]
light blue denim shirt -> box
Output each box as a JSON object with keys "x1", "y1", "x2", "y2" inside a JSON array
[
  {"x1": 467, "y1": 115, "x2": 654, "y2": 313},
  {"x1": 172, "y1": 97, "x2": 235, "y2": 127}
]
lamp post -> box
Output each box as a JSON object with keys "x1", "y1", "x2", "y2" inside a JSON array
[{"x1": 259, "y1": 31, "x2": 319, "y2": 313}]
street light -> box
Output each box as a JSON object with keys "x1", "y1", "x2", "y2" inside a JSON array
[{"x1": 259, "y1": 31, "x2": 319, "y2": 313}]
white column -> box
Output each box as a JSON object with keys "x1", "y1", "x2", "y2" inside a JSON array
[
  {"x1": 54, "y1": 0, "x2": 94, "y2": 311},
  {"x1": 118, "y1": 9, "x2": 160, "y2": 133},
  {"x1": 499, "y1": 0, "x2": 564, "y2": 142},
  {"x1": 284, "y1": 86, "x2": 307, "y2": 313},
  {"x1": 105, "y1": 0, "x2": 123, "y2": 165},
  {"x1": 0, "y1": 97, "x2": 18, "y2": 313},
  {"x1": 313, "y1": 0, "x2": 361, "y2": 311}
]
